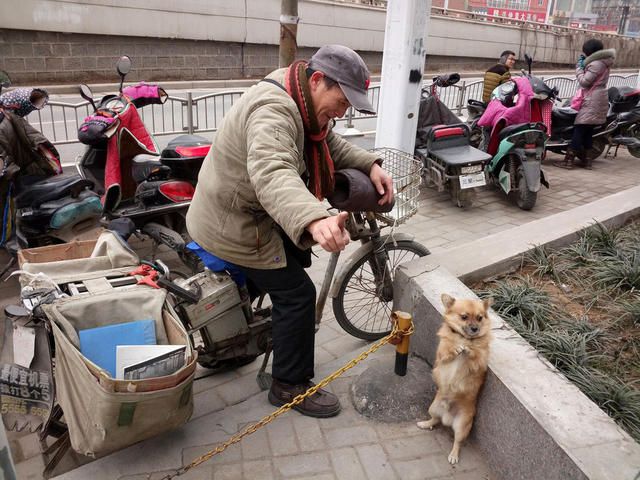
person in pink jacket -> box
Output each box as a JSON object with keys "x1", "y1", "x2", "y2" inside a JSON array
[{"x1": 554, "y1": 39, "x2": 615, "y2": 170}]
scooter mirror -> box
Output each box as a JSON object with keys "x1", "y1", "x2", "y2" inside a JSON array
[
  {"x1": 0, "y1": 71, "x2": 11, "y2": 89},
  {"x1": 116, "y1": 56, "x2": 132, "y2": 76},
  {"x1": 78, "y1": 84, "x2": 97, "y2": 111},
  {"x1": 116, "y1": 55, "x2": 132, "y2": 94},
  {"x1": 524, "y1": 53, "x2": 532, "y2": 74}
]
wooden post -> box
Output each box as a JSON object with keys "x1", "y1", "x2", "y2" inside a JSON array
[{"x1": 279, "y1": 0, "x2": 299, "y2": 68}]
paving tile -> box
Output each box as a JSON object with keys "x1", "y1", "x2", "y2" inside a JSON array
[
  {"x1": 212, "y1": 463, "x2": 243, "y2": 480},
  {"x1": 328, "y1": 447, "x2": 367, "y2": 479},
  {"x1": 384, "y1": 434, "x2": 443, "y2": 460},
  {"x1": 193, "y1": 388, "x2": 228, "y2": 418},
  {"x1": 244, "y1": 459, "x2": 275, "y2": 480},
  {"x1": 292, "y1": 415, "x2": 327, "y2": 453},
  {"x1": 239, "y1": 423, "x2": 271, "y2": 461},
  {"x1": 324, "y1": 424, "x2": 378, "y2": 448},
  {"x1": 391, "y1": 454, "x2": 455, "y2": 480},
  {"x1": 272, "y1": 452, "x2": 331, "y2": 477},
  {"x1": 266, "y1": 416, "x2": 299, "y2": 457},
  {"x1": 214, "y1": 372, "x2": 263, "y2": 406},
  {"x1": 182, "y1": 439, "x2": 242, "y2": 465},
  {"x1": 355, "y1": 444, "x2": 398, "y2": 480},
  {"x1": 192, "y1": 369, "x2": 239, "y2": 394}
]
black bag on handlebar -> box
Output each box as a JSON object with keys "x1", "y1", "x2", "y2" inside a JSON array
[
  {"x1": 78, "y1": 115, "x2": 119, "y2": 146},
  {"x1": 326, "y1": 168, "x2": 395, "y2": 213}
]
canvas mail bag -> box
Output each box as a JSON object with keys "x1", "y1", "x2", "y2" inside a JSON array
[{"x1": 27, "y1": 232, "x2": 196, "y2": 456}]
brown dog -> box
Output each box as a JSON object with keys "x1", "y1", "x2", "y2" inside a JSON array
[{"x1": 417, "y1": 293, "x2": 493, "y2": 464}]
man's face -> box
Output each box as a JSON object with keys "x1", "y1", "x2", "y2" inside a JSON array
[
  {"x1": 308, "y1": 72, "x2": 351, "y2": 127},
  {"x1": 505, "y1": 54, "x2": 516, "y2": 68}
]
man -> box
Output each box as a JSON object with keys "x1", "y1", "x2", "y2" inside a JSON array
[
  {"x1": 186, "y1": 45, "x2": 393, "y2": 418},
  {"x1": 481, "y1": 50, "x2": 516, "y2": 103}
]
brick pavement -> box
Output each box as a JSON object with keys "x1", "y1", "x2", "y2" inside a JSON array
[{"x1": 2, "y1": 148, "x2": 640, "y2": 479}]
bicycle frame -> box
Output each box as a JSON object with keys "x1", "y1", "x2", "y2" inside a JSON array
[{"x1": 314, "y1": 211, "x2": 415, "y2": 325}]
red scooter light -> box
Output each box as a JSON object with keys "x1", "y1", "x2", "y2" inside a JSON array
[
  {"x1": 158, "y1": 181, "x2": 195, "y2": 202},
  {"x1": 175, "y1": 145, "x2": 210, "y2": 157}
]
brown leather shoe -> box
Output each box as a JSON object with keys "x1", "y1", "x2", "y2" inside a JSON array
[{"x1": 268, "y1": 379, "x2": 341, "y2": 418}]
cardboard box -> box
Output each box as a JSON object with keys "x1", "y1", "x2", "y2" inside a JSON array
[{"x1": 17, "y1": 240, "x2": 98, "y2": 268}]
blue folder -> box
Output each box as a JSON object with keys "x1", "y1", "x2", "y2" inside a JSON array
[{"x1": 79, "y1": 319, "x2": 156, "y2": 378}]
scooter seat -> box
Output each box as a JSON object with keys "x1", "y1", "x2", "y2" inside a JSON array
[
  {"x1": 552, "y1": 106, "x2": 578, "y2": 121},
  {"x1": 431, "y1": 145, "x2": 492, "y2": 166},
  {"x1": 131, "y1": 153, "x2": 167, "y2": 183},
  {"x1": 498, "y1": 123, "x2": 540, "y2": 141},
  {"x1": 15, "y1": 174, "x2": 94, "y2": 209}
]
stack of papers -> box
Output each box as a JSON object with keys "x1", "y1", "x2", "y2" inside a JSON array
[{"x1": 78, "y1": 319, "x2": 156, "y2": 377}]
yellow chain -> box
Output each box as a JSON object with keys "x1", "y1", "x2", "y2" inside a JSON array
[{"x1": 159, "y1": 319, "x2": 413, "y2": 479}]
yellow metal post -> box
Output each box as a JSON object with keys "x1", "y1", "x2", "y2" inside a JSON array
[{"x1": 392, "y1": 311, "x2": 412, "y2": 376}]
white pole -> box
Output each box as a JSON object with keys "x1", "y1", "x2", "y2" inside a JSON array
[
  {"x1": 545, "y1": 0, "x2": 553, "y2": 25},
  {"x1": 375, "y1": 0, "x2": 432, "y2": 153},
  {"x1": 636, "y1": 69, "x2": 640, "y2": 89}
]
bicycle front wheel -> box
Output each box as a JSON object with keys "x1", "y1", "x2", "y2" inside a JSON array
[{"x1": 332, "y1": 240, "x2": 430, "y2": 341}]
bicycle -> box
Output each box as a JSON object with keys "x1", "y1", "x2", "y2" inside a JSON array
[{"x1": 315, "y1": 148, "x2": 430, "y2": 341}]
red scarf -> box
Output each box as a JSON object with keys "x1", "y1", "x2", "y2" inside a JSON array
[{"x1": 284, "y1": 60, "x2": 334, "y2": 199}]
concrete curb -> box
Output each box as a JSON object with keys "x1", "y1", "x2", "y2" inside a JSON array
[{"x1": 394, "y1": 187, "x2": 640, "y2": 480}]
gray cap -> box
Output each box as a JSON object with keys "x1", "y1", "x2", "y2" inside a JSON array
[{"x1": 309, "y1": 45, "x2": 375, "y2": 115}]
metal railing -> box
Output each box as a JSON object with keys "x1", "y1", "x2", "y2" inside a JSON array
[{"x1": 26, "y1": 73, "x2": 639, "y2": 146}]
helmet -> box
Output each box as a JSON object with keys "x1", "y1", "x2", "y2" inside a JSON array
[{"x1": 491, "y1": 81, "x2": 518, "y2": 107}]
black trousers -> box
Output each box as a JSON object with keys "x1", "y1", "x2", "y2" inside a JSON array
[
  {"x1": 570, "y1": 124, "x2": 596, "y2": 151},
  {"x1": 237, "y1": 242, "x2": 316, "y2": 384}
]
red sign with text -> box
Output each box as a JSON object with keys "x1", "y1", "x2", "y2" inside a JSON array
[{"x1": 488, "y1": 8, "x2": 546, "y2": 23}]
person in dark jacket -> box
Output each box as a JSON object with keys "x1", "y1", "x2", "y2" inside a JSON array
[
  {"x1": 554, "y1": 39, "x2": 615, "y2": 169},
  {"x1": 482, "y1": 50, "x2": 516, "y2": 103}
]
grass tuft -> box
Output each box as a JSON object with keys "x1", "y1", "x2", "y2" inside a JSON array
[{"x1": 474, "y1": 219, "x2": 640, "y2": 443}]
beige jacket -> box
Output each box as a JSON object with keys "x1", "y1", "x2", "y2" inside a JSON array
[{"x1": 186, "y1": 68, "x2": 379, "y2": 269}]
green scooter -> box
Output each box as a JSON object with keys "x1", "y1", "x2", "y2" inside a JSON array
[{"x1": 479, "y1": 55, "x2": 554, "y2": 210}]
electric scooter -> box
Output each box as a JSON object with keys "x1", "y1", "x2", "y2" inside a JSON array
[
  {"x1": 0, "y1": 73, "x2": 102, "y2": 279},
  {"x1": 76, "y1": 56, "x2": 210, "y2": 272},
  {"x1": 414, "y1": 74, "x2": 492, "y2": 208},
  {"x1": 479, "y1": 54, "x2": 553, "y2": 210},
  {"x1": 547, "y1": 86, "x2": 640, "y2": 159}
]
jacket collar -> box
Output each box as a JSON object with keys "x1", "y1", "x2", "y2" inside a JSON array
[{"x1": 584, "y1": 48, "x2": 616, "y2": 67}]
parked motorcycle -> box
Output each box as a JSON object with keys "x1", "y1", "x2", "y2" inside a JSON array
[
  {"x1": 478, "y1": 54, "x2": 553, "y2": 210},
  {"x1": 414, "y1": 74, "x2": 492, "y2": 208},
  {"x1": 0, "y1": 72, "x2": 102, "y2": 279},
  {"x1": 547, "y1": 85, "x2": 640, "y2": 159},
  {"x1": 76, "y1": 56, "x2": 210, "y2": 272}
]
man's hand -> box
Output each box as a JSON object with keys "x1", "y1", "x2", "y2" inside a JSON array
[
  {"x1": 306, "y1": 212, "x2": 350, "y2": 252},
  {"x1": 370, "y1": 163, "x2": 394, "y2": 205}
]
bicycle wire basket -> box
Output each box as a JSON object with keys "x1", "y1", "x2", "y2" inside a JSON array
[{"x1": 369, "y1": 147, "x2": 422, "y2": 226}]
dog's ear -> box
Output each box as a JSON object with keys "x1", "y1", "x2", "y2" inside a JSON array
[
  {"x1": 441, "y1": 293, "x2": 455, "y2": 309},
  {"x1": 483, "y1": 297, "x2": 494, "y2": 309}
]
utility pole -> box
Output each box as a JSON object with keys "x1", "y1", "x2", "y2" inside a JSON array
[
  {"x1": 375, "y1": 0, "x2": 431, "y2": 153},
  {"x1": 279, "y1": 0, "x2": 299, "y2": 67},
  {"x1": 618, "y1": 4, "x2": 630, "y2": 35}
]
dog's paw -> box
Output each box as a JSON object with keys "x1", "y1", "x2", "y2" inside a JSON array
[
  {"x1": 416, "y1": 420, "x2": 436, "y2": 430},
  {"x1": 455, "y1": 344, "x2": 468, "y2": 355},
  {"x1": 448, "y1": 452, "x2": 459, "y2": 464}
]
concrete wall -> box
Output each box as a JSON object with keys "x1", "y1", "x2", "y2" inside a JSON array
[{"x1": 0, "y1": 0, "x2": 638, "y2": 84}]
